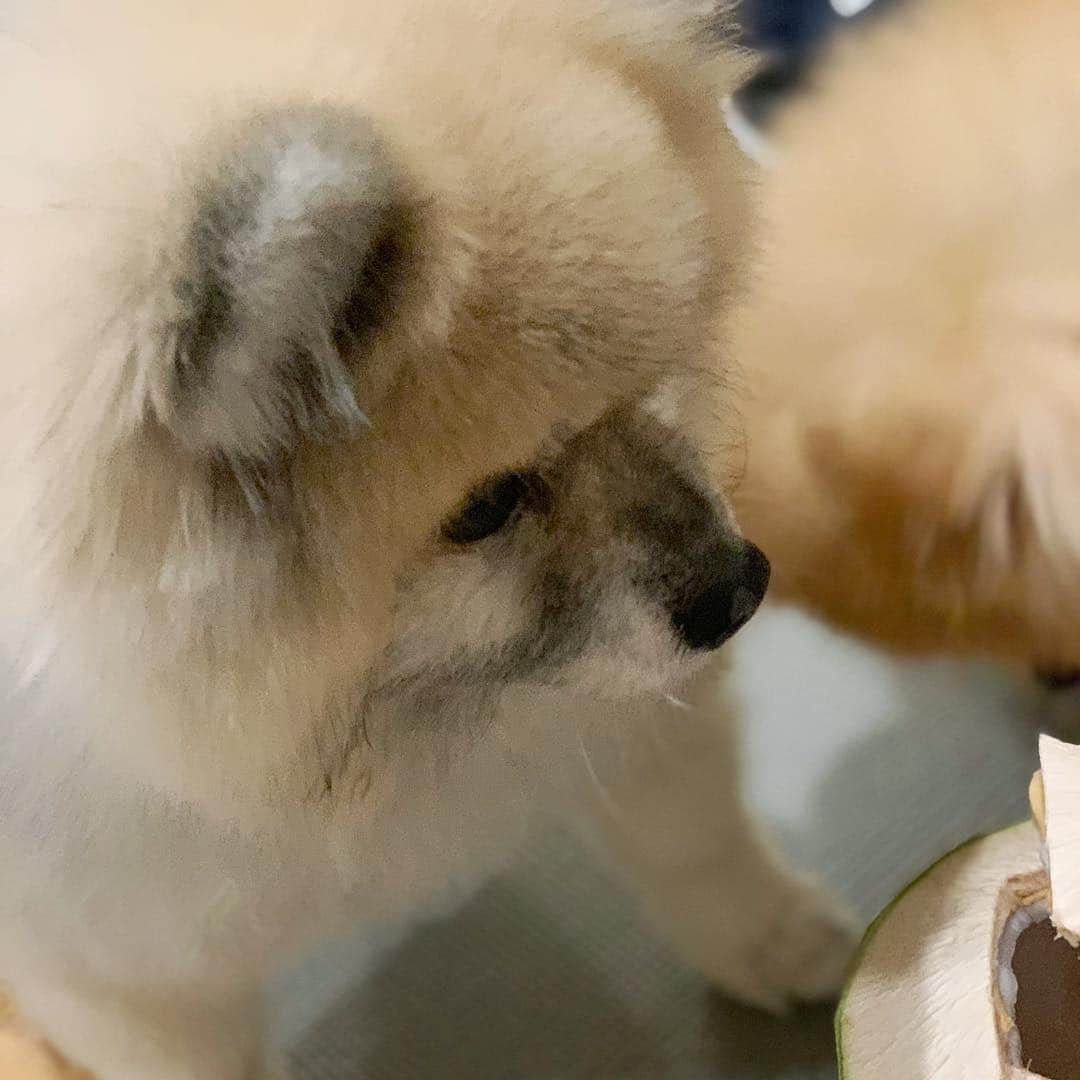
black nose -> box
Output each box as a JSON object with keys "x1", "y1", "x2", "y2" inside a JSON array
[{"x1": 670, "y1": 542, "x2": 770, "y2": 652}]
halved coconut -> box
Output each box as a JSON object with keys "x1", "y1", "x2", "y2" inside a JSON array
[
  {"x1": 839, "y1": 736, "x2": 1080, "y2": 1080},
  {"x1": 837, "y1": 824, "x2": 1045, "y2": 1078}
]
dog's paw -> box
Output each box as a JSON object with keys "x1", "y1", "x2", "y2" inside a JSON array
[
  {"x1": 652, "y1": 867, "x2": 858, "y2": 1014},
  {"x1": 706, "y1": 879, "x2": 858, "y2": 1013}
]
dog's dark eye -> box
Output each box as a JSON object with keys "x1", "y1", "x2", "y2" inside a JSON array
[{"x1": 443, "y1": 472, "x2": 529, "y2": 544}]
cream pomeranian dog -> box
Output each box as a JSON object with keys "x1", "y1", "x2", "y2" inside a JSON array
[
  {"x1": 0, "y1": 2, "x2": 852, "y2": 1076},
  {"x1": 732, "y1": 0, "x2": 1080, "y2": 672}
]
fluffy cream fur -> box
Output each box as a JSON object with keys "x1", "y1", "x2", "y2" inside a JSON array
[
  {"x1": 731, "y1": 0, "x2": 1080, "y2": 669},
  {"x1": 0, "y1": 3, "x2": 852, "y2": 1077}
]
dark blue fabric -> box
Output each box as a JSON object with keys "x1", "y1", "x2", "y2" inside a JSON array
[
  {"x1": 738, "y1": 0, "x2": 837, "y2": 55},
  {"x1": 737, "y1": 0, "x2": 908, "y2": 58}
]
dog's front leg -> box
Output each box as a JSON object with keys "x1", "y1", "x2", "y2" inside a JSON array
[{"x1": 569, "y1": 659, "x2": 857, "y2": 1012}]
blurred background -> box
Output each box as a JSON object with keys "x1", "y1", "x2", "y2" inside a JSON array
[{"x1": 269, "y1": 3, "x2": 1070, "y2": 1077}]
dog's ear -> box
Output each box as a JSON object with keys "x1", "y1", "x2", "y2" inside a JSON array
[{"x1": 152, "y1": 105, "x2": 419, "y2": 465}]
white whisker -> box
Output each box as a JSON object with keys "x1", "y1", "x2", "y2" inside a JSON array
[{"x1": 576, "y1": 732, "x2": 623, "y2": 822}]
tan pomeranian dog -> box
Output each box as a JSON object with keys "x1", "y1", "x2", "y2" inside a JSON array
[
  {"x1": 731, "y1": 0, "x2": 1080, "y2": 672},
  {"x1": 0, "y1": 2, "x2": 853, "y2": 1077}
]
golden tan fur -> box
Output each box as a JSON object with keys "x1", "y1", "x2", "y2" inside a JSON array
[
  {"x1": 731, "y1": 0, "x2": 1080, "y2": 668},
  {"x1": 0, "y1": 987, "x2": 88, "y2": 1080},
  {"x1": 0, "y1": 4, "x2": 856, "y2": 1077}
]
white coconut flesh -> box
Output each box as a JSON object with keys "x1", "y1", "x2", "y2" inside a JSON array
[
  {"x1": 1040, "y1": 734, "x2": 1080, "y2": 946},
  {"x1": 837, "y1": 823, "x2": 1049, "y2": 1079}
]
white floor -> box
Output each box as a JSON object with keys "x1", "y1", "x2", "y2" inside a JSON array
[{"x1": 734, "y1": 605, "x2": 1041, "y2": 923}]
